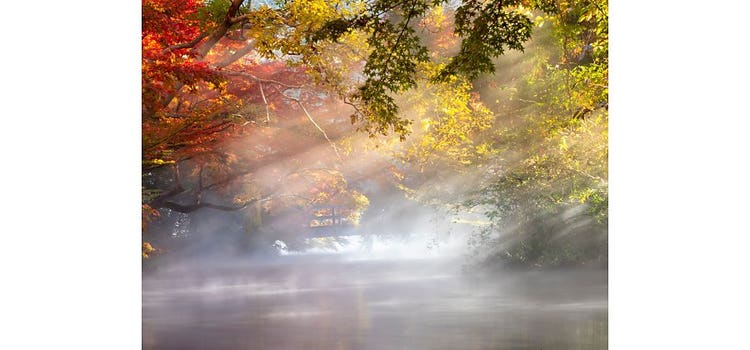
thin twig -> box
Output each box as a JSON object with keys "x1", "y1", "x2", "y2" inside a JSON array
[
  {"x1": 222, "y1": 70, "x2": 304, "y2": 89},
  {"x1": 259, "y1": 82, "x2": 270, "y2": 123},
  {"x1": 294, "y1": 100, "x2": 342, "y2": 161}
]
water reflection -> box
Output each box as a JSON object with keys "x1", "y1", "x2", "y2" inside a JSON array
[{"x1": 143, "y1": 256, "x2": 607, "y2": 349}]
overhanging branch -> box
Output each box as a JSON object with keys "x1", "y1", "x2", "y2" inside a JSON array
[
  {"x1": 222, "y1": 70, "x2": 304, "y2": 89},
  {"x1": 159, "y1": 200, "x2": 253, "y2": 213},
  {"x1": 293, "y1": 99, "x2": 342, "y2": 162},
  {"x1": 162, "y1": 32, "x2": 209, "y2": 54}
]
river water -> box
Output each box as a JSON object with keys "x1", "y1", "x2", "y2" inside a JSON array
[{"x1": 143, "y1": 252, "x2": 607, "y2": 349}]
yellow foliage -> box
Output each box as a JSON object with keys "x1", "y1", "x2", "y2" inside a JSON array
[{"x1": 142, "y1": 242, "x2": 156, "y2": 259}]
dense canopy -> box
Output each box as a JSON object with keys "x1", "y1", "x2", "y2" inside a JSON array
[{"x1": 142, "y1": 0, "x2": 608, "y2": 268}]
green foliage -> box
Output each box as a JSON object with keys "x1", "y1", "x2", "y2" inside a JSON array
[
  {"x1": 190, "y1": 0, "x2": 563, "y2": 141},
  {"x1": 386, "y1": 0, "x2": 609, "y2": 268},
  {"x1": 299, "y1": 0, "x2": 559, "y2": 139},
  {"x1": 475, "y1": 0, "x2": 607, "y2": 267},
  {"x1": 353, "y1": 2, "x2": 431, "y2": 139},
  {"x1": 143, "y1": 0, "x2": 608, "y2": 264},
  {"x1": 435, "y1": 0, "x2": 534, "y2": 81},
  {"x1": 196, "y1": 0, "x2": 234, "y2": 26}
]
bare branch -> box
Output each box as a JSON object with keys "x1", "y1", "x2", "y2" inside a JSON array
[
  {"x1": 571, "y1": 168, "x2": 608, "y2": 186},
  {"x1": 517, "y1": 98, "x2": 542, "y2": 104},
  {"x1": 213, "y1": 41, "x2": 256, "y2": 69},
  {"x1": 259, "y1": 82, "x2": 271, "y2": 123},
  {"x1": 222, "y1": 70, "x2": 304, "y2": 88},
  {"x1": 343, "y1": 96, "x2": 364, "y2": 117},
  {"x1": 230, "y1": 14, "x2": 251, "y2": 25},
  {"x1": 293, "y1": 99, "x2": 342, "y2": 161},
  {"x1": 162, "y1": 32, "x2": 209, "y2": 54},
  {"x1": 143, "y1": 117, "x2": 201, "y2": 151},
  {"x1": 160, "y1": 200, "x2": 252, "y2": 213}
]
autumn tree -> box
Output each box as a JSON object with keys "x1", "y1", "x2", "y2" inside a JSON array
[
  {"x1": 141, "y1": 0, "x2": 574, "y2": 257},
  {"x1": 390, "y1": 0, "x2": 609, "y2": 267}
]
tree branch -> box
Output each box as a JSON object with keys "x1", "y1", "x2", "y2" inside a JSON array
[
  {"x1": 230, "y1": 13, "x2": 251, "y2": 25},
  {"x1": 378, "y1": 0, "x2": 418, "y2": 77},
  {"x1": 222, "y1": 70, "x2": 304, "y2": 88},
  {"x1": 159, "y1": 200, "x2": 253, "y2": 213},
  {"x1": 193, "y1": 0, "x2": 247, "y2": 58},
  {"x1": 158, "y1": 0, "x2": 247, "y2": 109},
  {"x1": 342, "y1": 96, "x2": 366, "y2": 125},
  {"x1": 259, "y1": 82, "x2": 270, "y2": 123},
  {"x1": 570, "y1": 168, "x2": 608, "y2": 186},
  {"x1": 162, "y1": 32, "x2": 209, "y2": 54},
  {"x1": 143, "y1": 118, "x2": 232, "y2": 152},
  {"x1": 213, "y1": 41, "x2": 256, "y2": 69},
  {"x1": 293, "y1": 99, "x2": 342, "y2": 161}
]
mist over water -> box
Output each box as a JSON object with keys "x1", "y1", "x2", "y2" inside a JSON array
[
  {"x1": 143, "y1": 226, "x2": 607, "y2": 350},
  {"x1": 142, "y1": 98, "x2": 607, "y2": 349},
  {"x1": 140, "y1": 1, "x2": 610, "y2": 348}
]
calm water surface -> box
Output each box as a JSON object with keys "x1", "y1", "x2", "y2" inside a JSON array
[{"x1": 143, "y1": 255, "x2": 607, "y2": 349}]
